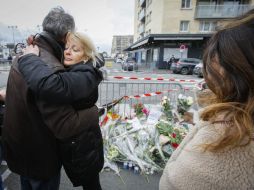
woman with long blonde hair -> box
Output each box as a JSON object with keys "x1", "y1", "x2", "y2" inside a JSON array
[
  {"x1": 18, "y1": 32, "x2": 104, "y2": 190},
  {"x1": 160, "y1": 9, "x2": 254, "y2": 190}
]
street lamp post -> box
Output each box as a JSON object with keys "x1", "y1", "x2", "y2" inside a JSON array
[{"x1": 8, "y1": 25, "x2": 18, "y2": 45}]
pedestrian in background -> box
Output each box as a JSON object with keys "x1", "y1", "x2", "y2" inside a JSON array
[
  {"x1": 169, "y1": 55, "x2": 175, "y2": 64},
  {"x1": 18, "y1": 31, "x2": 104, "y2": 190},
  {"x1": 160, "y1": 9, "x2": 254, "y2": 190},
  {"x1": 7, "y1": 55, "x2": 12, "y2": 63},
  {"x1": 168, "y1": 55, "x2": 175, "y2": 70},
  {"x1": 2, "y1": 7, "x2": 100, "y2": 190}
]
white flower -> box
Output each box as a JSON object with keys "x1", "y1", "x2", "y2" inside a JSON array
[
  {"x1": 178, "y1": 94, "x2": 184, "y2": 100},
  {"x1": 186, "y1": 96, "x2": 194, "y2": 105},
  {"x1": 162, "y1": 96, "x2": 168, "y2": 100},
  {"x1": 161, "y1": 96, "x2": 170, "y2": 106},
  {"x1": 159, "y1": 134, "x2": 170, "y2": 145}
]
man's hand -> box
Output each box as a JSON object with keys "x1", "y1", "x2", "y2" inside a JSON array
[
  {"x1": 26, "y1": 35, "x2": 34, "y2": 45},
  {"x1": 23, "y1": 45, "x2": 40, "y2": 56}
]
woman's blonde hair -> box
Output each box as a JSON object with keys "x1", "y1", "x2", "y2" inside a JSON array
[
  {"x1": 201, "y1": 9, "x2": 254, "y2": 151},
  {"x1": 66, "y1": 32, "x2": 99, "y2": 67}
]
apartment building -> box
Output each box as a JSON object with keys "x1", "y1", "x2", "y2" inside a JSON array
[
  {"x1": 126, "y1": 0, "x2": 254, "y2": 69},
  {"x1": 111, "y1": 35, "x2": 134, "y2": 57}
]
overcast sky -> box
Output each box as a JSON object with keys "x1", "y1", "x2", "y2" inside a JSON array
[{"x1": 0, "y1": 0, "x2": 134, "y2": 53}]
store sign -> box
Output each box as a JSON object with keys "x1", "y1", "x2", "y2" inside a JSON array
[{"x1": 179, "y1": 44, "x2": 186, "y2": 53}]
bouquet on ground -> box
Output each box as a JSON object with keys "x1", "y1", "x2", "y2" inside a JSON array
[
  {"x1": 133, "y1": 102, "x2": 149, "y2": 118},
  {"x1": 103, "y1": 118, "x2": 164, "y2": 174},
  {"x1": 100, "y1": 110, "x2": 120, "y2": 126},
  {"x1": 156, "y1": 120, "x2": 188, "y2": 150},
  {"x1": 161, "y1": 96, "x2": 173, "y2": 121},
  {"x1": 177, "y1": 94, "x2": 194, "y2": 115}
]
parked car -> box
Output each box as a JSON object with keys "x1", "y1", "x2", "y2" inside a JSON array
[
  {"x1": 166, "y1": 58, "x2": 179, "y2": 70},
  {"x1": 170, "y1": 58, "x2": 201, "y2": 75},
  {"x1": 193, "y1": 62, "x2": 203, "y2": 77},
  {"x1": 116, "y1": 58, "x2": 123, "y2": 64},
  {"x1": 122, "y1": 57, "x2": 138, "y2": 71},
  {"x1": 0, "y1": 58, "x2": 9, "y2": 63}
]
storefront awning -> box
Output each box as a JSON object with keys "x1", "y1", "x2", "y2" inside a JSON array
[
  {"x1": 131, "y1": 39, "x2": 149, "y2": 48},
  {"x1": 125, "y1": 33, "x2": 212, "y2": 51},
  {"x1": 153, "y1": 37, "x2": 204, "y2": 40}
]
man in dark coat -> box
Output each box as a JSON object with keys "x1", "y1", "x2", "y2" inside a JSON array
[{"x1": 2, "y1": 7, "x2": 99, "y2": 190}]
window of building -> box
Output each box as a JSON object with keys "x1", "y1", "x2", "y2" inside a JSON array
[
  {"x1": 146, "y1": 15, "x2": 149, "y2": 24},
  {"x1": 147, "y1": 0, "x2": 152, "y2": 7},
  {"x1": 180, "y1": 21, "x2": 189, "y2": 32},
  {"x1": 146, "y1": 11, "x2": 152, "y2": 24},
  {"x1": 145, "y1": 29, "x2": 151, "y2": 36},
  {"x1": 199, "y1": 21, "x2": 217, "y2": 32},
  {"x1": 181, "y1": 0, "x2": 191, "y2": 9},
  {"x1": 116, "y1": 39, "x2": 121, "y2": 46}
]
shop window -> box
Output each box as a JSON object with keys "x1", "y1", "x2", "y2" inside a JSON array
[{"x1": 153, "y1": 49, "x2": 159, "y2": 62}]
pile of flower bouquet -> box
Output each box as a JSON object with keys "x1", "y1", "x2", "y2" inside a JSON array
[{"x1": 101, "y1": 94, "x2": 194, "y2": 175}]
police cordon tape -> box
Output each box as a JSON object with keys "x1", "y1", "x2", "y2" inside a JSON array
[
  {"x1": 100, "y1": 88, "x2": 192, "y2": 111},
  {"x1": 123, "y1": 89, "x2": 183, "y2": 99},
  {"x1": 108, "y1": 76, "x2": 199, "y2": 83},
  {"x1": 103, "y1": 89, "x2": 192, "y2": 106},
  {"x1": 99, "y1": 88, "x2": 195, "y2": 126}
]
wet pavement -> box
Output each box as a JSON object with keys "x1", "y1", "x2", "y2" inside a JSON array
[{"x1": 2, "y1": 165, "x2": 161, "y2": 190}]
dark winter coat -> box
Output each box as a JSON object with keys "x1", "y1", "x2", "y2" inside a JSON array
[
  {"x1": 18, "y1": 54, "x2": 104, "y2": 187},
  {"x1": 2, "y1": 32, "x2": 100, "y2": 180}
]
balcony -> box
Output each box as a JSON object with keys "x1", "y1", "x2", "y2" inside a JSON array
[
  {"x1": 139, "y1": 0, "x2": 146, "y2": 7},
  {"x1": 195, "y1": 4, "x2": 252, "y2": 19},
  {"x1": 138, "y1": 24, "x2": 145, "y2": 34},
  {"x1": 138, "y1": 8, "x2": 146, "y2": 22}
]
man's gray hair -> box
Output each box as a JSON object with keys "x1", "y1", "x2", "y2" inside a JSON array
[{"x1": 42, "y1": 6, "x2": 75, "y2": 41}]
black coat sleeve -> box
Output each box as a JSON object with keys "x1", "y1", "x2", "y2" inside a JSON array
[{"x1": 18, "y1": 54, "x2": 103, "y2": 104}]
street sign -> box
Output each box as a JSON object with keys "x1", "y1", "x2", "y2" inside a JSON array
[{"x1": 180, "y1": 44, "x2": 186, "y2": 53}]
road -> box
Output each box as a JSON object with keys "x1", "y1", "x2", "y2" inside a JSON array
[{"x1": 0, "y1": 61, "x2": 201, "y2": 190}]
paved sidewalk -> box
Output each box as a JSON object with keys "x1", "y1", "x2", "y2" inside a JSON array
[{"x1": 4, "y1": 168, "x2": 162, "y2": 190}]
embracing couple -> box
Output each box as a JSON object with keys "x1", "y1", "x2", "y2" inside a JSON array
[{"x1": 2, "y1": 7, "x2": 104, "y2": 190}]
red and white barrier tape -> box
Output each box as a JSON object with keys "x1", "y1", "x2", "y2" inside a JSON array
[
  {"x1": 100, "y1": 88, "x2": 194, "y2": 126},
  {"x1": 109, "y1": 76, "x2": 199, "y2": 83},
  {"x1": 123, "y1": 88, "x2": 192, "y2": 99}
]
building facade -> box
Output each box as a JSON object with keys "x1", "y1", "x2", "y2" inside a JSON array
[
  {"x1": 111, "y1": 35, "x2": 134, "y2": 57},
  {"x1": 127, "y1": 0, "x2": 254, "y2": 70}
]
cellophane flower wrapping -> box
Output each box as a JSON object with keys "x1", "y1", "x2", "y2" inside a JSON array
[{"x1": 101, "y1": 96, "x2": 194, "y2": 175}]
